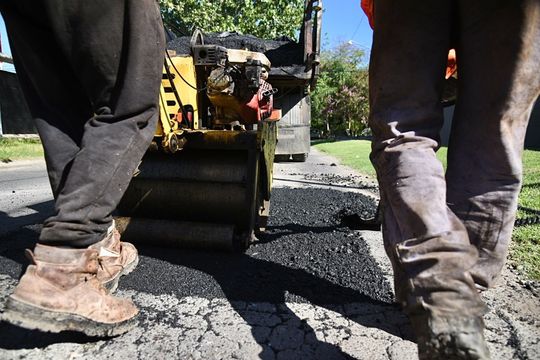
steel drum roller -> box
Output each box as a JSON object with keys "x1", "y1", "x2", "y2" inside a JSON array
[{"x1": 116, "y1": 130, "x2": 266, "y2": 251}]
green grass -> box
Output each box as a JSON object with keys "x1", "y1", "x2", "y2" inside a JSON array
[
  {"x1": 0, "y1": 137, "x2": 44, "y2": 162},
  {"x1": 314, "y1": 139, "x2": 377, "y2": 176},
  {"x1": 511, "y1": 150, "x2": 540, "y2": 280},
  {"x1": 315, "y1": 139, "x2": 540, "y2": 280}
]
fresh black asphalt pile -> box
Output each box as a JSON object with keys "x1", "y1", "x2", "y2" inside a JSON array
[
  {"x1": 0, "y1": 186, "x2": 391, "y2": 312},
  {"x1": 120, "y1": 187, "x2": 393, "y2": 306},
  {"x1": 167, "y1": 32, "x2": 309, "y2": 79},
  {"x1": 0, "y1": 187, "x2": 391, "y2": 305}
]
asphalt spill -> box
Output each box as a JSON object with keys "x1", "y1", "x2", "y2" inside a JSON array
[
  {"x1": 123, "y1": 187, "x2": 394, "y2": 305},
  {"x1": 0, "y1": 188, "x2": 394, "y2": 305}
]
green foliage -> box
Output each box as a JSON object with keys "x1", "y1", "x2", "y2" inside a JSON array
[
  {"x1": 311, "y1": 42, "x2": 369, "y2": 137},
  {"x1": 510, "y1": 149, "x2": 540, "y2": 280},
  {"x1": 159, "y1": 0, "x2": 305, "y2": 39}
]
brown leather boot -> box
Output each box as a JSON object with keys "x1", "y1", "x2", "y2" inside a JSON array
[
  {"x1": 2, "y1": 244, "x2": 138, "y2": 337},
  {"x1": 90, "y1": 225, "x2": 139, "y2": 292}
]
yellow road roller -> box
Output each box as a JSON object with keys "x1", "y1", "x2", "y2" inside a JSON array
[{"x1": 115, "y1": 32, "x2": 280, "y2": 251}]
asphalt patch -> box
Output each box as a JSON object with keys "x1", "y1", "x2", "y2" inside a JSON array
[
  {"x1": 120, "y1": 187, "x2": 393, "y2": 305},
  {"x1": 0, "y1": 186, "x2": 405, "y2": 351},
  {"x1": 0, "y1": 188, "x2": 393, "y2": 305}
]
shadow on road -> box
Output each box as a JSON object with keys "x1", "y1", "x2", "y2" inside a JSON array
[
  {"x1": 136, "y1": 245, "x2": 413, "y2": 359},
  {"x1": 0, "y1": 323, "x2": 109, "y2": 350},
  {"x1": 0, "y1": 193, "x2": 413, "y2": 355},
  {"x1": 0, "y1": 201, "x2": 55, "y2": 279},
  {"x1": 0, "y1": 201, "x2": 54, "y2": 238}
]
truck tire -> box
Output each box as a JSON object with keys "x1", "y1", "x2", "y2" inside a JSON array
[
  {"x1": 292, "y1": 153, "x2": 308, "y2": 162},
  {"x1": 274, "y1": 154, "x2": 291, "y2": 162}
]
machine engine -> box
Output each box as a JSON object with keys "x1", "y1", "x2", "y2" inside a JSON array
[
  {"x1": 116, "y1": 40, "x2": 280, "y2": 251},
  {"x1": 193, "y1": 45, "x2": 278, "y2": 129}
]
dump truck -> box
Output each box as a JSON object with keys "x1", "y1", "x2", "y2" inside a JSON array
[{"x1": 115, "y1": 1, "x2": 323, "y2": 251}]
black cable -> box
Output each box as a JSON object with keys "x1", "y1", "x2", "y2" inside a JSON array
[
  {"x1": 161, "y1": 10, "x2": 190, "y2": 37},
  {"x1": 160, "y1": 9, "x2": 208, "y2": 92},
  {"x1": 164, "y1": 48, "x2": 208, "y2": 92},
  {"x1": 163, "y1": 57, "x2": 190, "y2": 128}
]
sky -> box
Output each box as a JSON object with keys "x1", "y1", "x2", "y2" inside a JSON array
[
  {"x1": 321, "y1": 0, "x2": 373, "y2": 57},
  {"x1": 0, "y1": 1, "x2": 373, "y2": 73},
  {"x1": 0, "y1": 15, "x2": 15, "y2": 73}
]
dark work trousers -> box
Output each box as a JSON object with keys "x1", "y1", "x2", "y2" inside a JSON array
[
  {"x1": 0, "y1": 0, "x2": 165, "y2": 247},
  {"x1": 369, "y1": 0, "x2": 540, "y2": 321}
]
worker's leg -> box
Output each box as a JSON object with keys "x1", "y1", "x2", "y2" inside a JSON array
[
  {"x1": 1, "y1": 0, "x2": 163, "y2": 335},
  {"x1": 2, "y1": 0, "x2": 143, "y2": 286},
  {"x1": 39, "y1": 0, "x2": 164, "y2": 248},
  {"x1": 0, "y1": 2, "x2": 93, "y2": 199},
  {"x1": 370, "y1": 0, "x2": 483, "y2": 319},
  {"x1": 369, "y1": 0, "x2": 489, "y2": 358},
  {"x1": 447, "y1": 0, "x2": 540, "y2": 290},
  {"x1": 6, "y1": 0, "x2": 164, "y2": 248}
]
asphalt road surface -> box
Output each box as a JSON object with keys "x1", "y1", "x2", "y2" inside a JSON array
[{"x1": 0, "y1": 149, "x2": 538, "y2": 359}]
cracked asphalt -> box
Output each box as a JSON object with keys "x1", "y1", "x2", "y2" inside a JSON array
[{"x1": 0, "y1": 149, "x2": 538, "y2": 359}]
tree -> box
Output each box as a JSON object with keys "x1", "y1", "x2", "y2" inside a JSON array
[
  {"x1": 311, "y1": 42, "x2": 370, "y2": 137},
  {"x1": 159, "y1": 0, "x2": 305, "y2": 39}
]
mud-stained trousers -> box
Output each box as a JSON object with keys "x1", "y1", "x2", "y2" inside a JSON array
[
  {"x1": 369, "y1": 0, "x2": 540, "y2": 321},
  {"x1": 0, "y1": 0, "x2": 165, "y2": 247}
]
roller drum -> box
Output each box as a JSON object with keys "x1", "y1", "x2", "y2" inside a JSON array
[
  {"x1": 115, "y1": 217, "x2": 236, "y2": 251},
  {"x1": 117, "y1": 140, "x2": 260, "y2": 250},
  {"x1": 119, "y1": 179, "x2": 250, "y2": 225}
]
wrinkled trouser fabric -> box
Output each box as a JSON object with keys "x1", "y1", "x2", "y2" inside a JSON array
[
  {"x1": 0, "y1": 0, "x2": 165, "y2": 247},
  {"x1": 369, "y1": 0, "x2": 540, "y2": 318}
]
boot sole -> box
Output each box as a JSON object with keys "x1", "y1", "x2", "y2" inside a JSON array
[
  {"x1": 104, "y1": 254, "x2": 139, "y2": 293},
  {"x1": 2, "y1": 297, "x2": 138, "y2": 337}
]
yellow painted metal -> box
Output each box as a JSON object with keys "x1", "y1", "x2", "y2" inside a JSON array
[{"x1": 157, "y1": 55, "x2": 199, "y2": 139}]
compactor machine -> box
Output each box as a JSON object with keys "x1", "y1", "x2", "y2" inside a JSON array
[
  {"x1": 115, "y1": 0, "x2": 322, "y2": 251},
  {"x1": 115, "y1": 32, "x2": 280, "y2": 251}
]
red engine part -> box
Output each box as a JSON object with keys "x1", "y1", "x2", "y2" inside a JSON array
[
  {"x1": 175, "y1": 105, "x2": 194, "y2": 127},
  {"x1": 240, "y1": 80, "x2": 276, "y2": 124}
]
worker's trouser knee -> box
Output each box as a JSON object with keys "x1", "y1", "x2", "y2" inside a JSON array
[{"x1": 0, "y1": 0, "x2": 165, "y2": 247}]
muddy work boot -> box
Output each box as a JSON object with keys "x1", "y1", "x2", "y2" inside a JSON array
[
  {"x1": 90, "y1": 226, "x2": 139, "y2": 292},
  {"x1": 2, "y1": 244, "x2": 138, "y2": 337},
  {"x1": 411, "y1": 314, "x2": 491, "y2": 360},
  {"x1": 389, "y1": 230, "x2": 491, "y2": 359}
]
